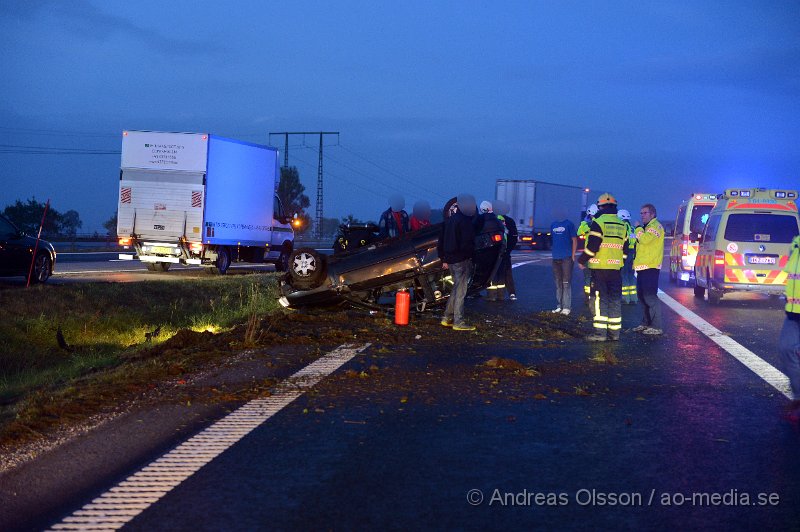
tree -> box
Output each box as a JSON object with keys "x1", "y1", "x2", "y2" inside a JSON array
[
  {"x1": 277, "y1": 166, "x2": 310, "y2": 217},
  {"x1": 60, "y1": 210, "x2": 82, "y2": 239},
  {"x1": 103, "y1": 213, "x2": 118, "y2": 236},
  {"x1": 2, "y1": 198, "x2": 60, "y2": 237}
]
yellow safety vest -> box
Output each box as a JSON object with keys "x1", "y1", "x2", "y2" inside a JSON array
[
  {"x1": 786, "y1": 235, "x2": 800, "y2": 314},
  {"x1": 578, "y1": 220, "x2": 591, "y2": 237},
  {"x1": 586, "y1": 214, "x2": 627, "y2": 270},
  {"x1": 633, "y1": 218, "x2": 664, "y2": 270}
]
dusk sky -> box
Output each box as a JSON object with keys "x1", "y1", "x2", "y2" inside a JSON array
[{"x1": 1, "y1": 0, "x2": 799, "y2": 233}]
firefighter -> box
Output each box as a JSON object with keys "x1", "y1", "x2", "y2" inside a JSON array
[
  {"x1": 478, "y1": 201, "x2": 506, "y2": 301},
  {"x1": 494, "y1": 200, "x2": 518, "y2": 301},
  {"x1": 577, "y1": 193, "x2": 628, "y2": 342},
  {"x1": 779, "y1": 234, "x2": 800, "y2": 422},
  {"x1": 617, "y1": 209, "x2": 638, "y2": 305},
  {"x1": 630, "y1": 203, "x2": 665, "y2": 335},
  {"x1": 578, "y1": 204, "x2": 599, "y2": 306}
]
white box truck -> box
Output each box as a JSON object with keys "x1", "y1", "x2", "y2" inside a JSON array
[
  {"x1": 117, "y1": 130, "x2": 294, "y2": 274},
  {"x1": 495, "y1": 179, "x2": 589, "y2": 249}
]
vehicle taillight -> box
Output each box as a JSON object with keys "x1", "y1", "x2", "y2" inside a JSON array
[
  {"x1": 714, "y1": 250, "x2": 725, "y2": 266},
  {"x1": 118, "y1": 237, "x2": 131, "y2": 246},
  {"x1": 189, "y1": 242, "x2": 203, "y2": 253},
  {"x1": 492, "y1": 234, "x2": 502, "y2": 242},
  {"x1": 681, "y1": 236, "x2": 688, "y2": 256}
]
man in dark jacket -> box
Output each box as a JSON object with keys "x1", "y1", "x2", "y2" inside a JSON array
[
  {"x1": 494, "y1": 199, "x2": 518, "y2": 300},
  {"x1": 378, "y1": 193, "x2": 410, "y2": 239},
  {"x1": 438, "y1": 193, "x2": 477, "y2": 331}
]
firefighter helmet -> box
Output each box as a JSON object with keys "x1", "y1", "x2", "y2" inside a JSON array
[
  {"x1": 597, "y1": 193, "x2": 617, "y2": 206},
  {"x1": 617, "y1": 209, "x2": 631, "y2": 221},
  {"x1": 586, "y1": 204, "x2": 599, "y2": 216}
]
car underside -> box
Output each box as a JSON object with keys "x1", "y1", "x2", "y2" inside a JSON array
[{"x1": 279, "y1": 221, "x2": 506, "y2": 311}]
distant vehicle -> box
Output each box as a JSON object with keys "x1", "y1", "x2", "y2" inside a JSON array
[
  {"x1": 0, "y1": 213, "x2": 56, "y2": 283},
  {"x1": 669, "y1": 193, "x2": 717, "y2": 286},
  {"x1": 279, "y1": 220, "x2": 505, "y2": 310},
  {"x1": 495, "y1": 180, "x2": 588, "y2": 249},
  {"x1": 694, "y1": 188, "x2": 800, "y2": 304},
  {"x1": 116, "y1": 131, "x2": 294, "y2": 274}
]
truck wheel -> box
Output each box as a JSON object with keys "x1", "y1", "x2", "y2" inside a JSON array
[
  {"x1": 213, "y1": 247, "x2": 231, "y2": 275},
  {"x1": 288, "y1": 248, "x2": 326, "y2": 289},
  {"x1": 29, "y1": 253, "x2": 52, "y2": 283},
  {"x1": 275, "y1": 244, "x2": 292, "y2": 272},
  {"x1": 693, "y1": 281, "x2": 705, "y2": 298},
  {"x1": 153, "y1": 262, "x2": 171, "y2": 272}
]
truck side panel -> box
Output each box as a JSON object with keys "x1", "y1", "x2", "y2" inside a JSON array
[
  {"x1": 496, "y1": 180, "x2": 535, "y2": 234},
  {"x1": 117, "y1": 169, "x2": 205, "y2": 242},
  {"x1": 532, "y1": 182, "x2": 584, "y2": 231},
  {"x1": 203, "y1": 136, "x2": 278, "y2": 247}
]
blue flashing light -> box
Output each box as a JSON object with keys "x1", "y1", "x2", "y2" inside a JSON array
[
  {"x1": 740, "y1": 190, "x2": 751, "y2": 197},
  {"x1": 730, "y1": 191, "x2": 739, "y2": 197},
  {"x1": 776, "y1": 191, "x2": 786, "y2": 198}
]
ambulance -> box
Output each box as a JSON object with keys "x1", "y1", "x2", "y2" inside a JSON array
[
  {"x1": 669, "y1": 193, "x2": 717, "y2": 286},
  {"x1": 694, "y1": 188, "x2": 800, "y2": 304}
]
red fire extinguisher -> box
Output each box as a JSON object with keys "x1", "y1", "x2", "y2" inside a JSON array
[{"x1": 395, "y1": 289, "x2": 410, "y2": 326}]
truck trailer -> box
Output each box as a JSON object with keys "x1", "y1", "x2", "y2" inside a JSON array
[
  {"x1": 117, "y1": 130, "x2": 294, "y2": 274},
  {"x1": 495, "y1": 179, "x2": 588, "y2": 249}
]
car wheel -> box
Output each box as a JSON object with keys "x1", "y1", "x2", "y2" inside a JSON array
[
  {"x1": 30, "y1": 252, "x2": 52, "y2": 283},
  {"x1": 212, "y1": 247, "x2": 231, "y2": 275},
  {"x1": 708, "y1": 288, "x2": 722, "y2": 305},
  {"x1": 289, "y1": 248, "x2": 326, "y2": 289}
]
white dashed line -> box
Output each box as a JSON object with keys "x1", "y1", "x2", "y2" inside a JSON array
[
  {"x1": 658, "y1": 289, "x2": 792, "y2": 399},
  {"x1": 48, "y1": 343, "x2": 370, "y2": 531}
]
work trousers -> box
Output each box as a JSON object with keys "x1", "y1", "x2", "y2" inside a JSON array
[
  {"x1": 621, "y1": 254, "x2": 638, "y2": 303},
  {"x1": 780, "y1": 314, "x2": 800, "y2": 399},
  {"x1": 487, "y1": 254, "x2": 514, "y2": 300},
  {"x1": 552, "y1": 257, "x2": 573, "y2": 310},
  {"x1": 636, "y1": 268, "x2": 662, "y2": 329},
  {"x1": 444, "y1": 259, "x2": 473, "y2": 326},
  {"x1": 591, "y1": 269, "x2": 622, "y2": 335}
]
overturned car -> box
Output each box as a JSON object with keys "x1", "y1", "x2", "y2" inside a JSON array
[{"x1": 278, "y1": 220, "x2": 506, "y2": 310}]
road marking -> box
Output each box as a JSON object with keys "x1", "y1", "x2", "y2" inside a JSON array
[
  {"x1": 48, "y1": 343, "x2": 370, "y2": 531},
  {"x1": 658, "y1": 290, "x2": 792, "y2": 399},
  {"x1": 511, "y1": 260, "x2": 539, "y2": 268}
]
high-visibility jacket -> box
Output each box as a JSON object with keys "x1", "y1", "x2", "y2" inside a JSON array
[
  {"x1": 786, "y1": 235, "x2": 800, "y2": 314},
  {"x1": 633, "y1": 218, "x2": 664, "y2": 270},
  {"x1": 578, "y1": 213, "x2": 628, "y2": 270},
  {"x1": 578, "y1": 219, "x2": 591, "y2": 237}
]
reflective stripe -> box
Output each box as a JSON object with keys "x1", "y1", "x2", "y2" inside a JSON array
[
  {"x1": 588, "y1": 231, "x2": 603, "y2": 238},
  {"x1": 589, "y1": 258, "x2": 600, "y2": 263},
  {"x1": 600, "y1": 242, "x2": 623, "y2": 249},
  {"x1": 584, "y1": 249, "x2": 596, "y2": 257},
  {"x1": 608, "y1": 323, "x2": 622, "y2": 330},
  {"x1": 646, "y1": 228, "x2": 662, "y2": 237}
]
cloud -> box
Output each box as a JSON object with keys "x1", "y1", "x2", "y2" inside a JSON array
[
  {"x1": 622, "y1": 47, "x2": 800, "y2": 96},
  {"x1": 0, "y1": 0, "x2": 225, "y2": 57}
]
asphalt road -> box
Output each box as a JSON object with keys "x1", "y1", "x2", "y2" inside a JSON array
[{"x1": 2, "y1": 250, "x2": 799, "y2": 530}]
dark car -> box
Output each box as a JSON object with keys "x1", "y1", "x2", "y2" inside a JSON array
[
  {"x1": 0, "y1": 213, "x2": 57, "y2": 283},
  {"x1": 279, "y1": 219, "x2": 506, "y2": 310}
]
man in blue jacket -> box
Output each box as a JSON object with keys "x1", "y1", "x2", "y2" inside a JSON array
[{"x1": 438, "y1": 193, "x2": 477, "y2": 331}]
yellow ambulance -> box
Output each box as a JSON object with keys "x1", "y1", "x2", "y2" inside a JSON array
[
  {"x1": 669, "y1": 193, "x2": 717, "y2": 286},
  {"x1": 694, "y1": 188, "x2": 800, "y2": 304}
]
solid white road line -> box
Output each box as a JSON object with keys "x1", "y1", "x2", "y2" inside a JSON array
[
  {"x1": 658, "y1": 289, "x2": 792, "y2": 399},
  {"x1": 511, "y1": 260, "x2": 539, "y2": 268},
  {"x1": 48, "y1": 343, "x2": 370, "y2": 532}
]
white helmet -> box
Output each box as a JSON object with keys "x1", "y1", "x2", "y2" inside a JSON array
[
  {"x1": 586, "y1": 204, "x2": 598, "y2": 216},
  {"x1": 479, "y1": 200, "x2": 493, "y2": 213},
  {"x1": 618, "y1": 209, "x2": 631, "y2": 221}
]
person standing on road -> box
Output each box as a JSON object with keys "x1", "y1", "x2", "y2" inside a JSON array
[
  {"x1": 494, "y1": 200, "x2": 518, "y2": 300},
  {"x1": 378, "y1": 193, "x2": 410, "y2": 239},
  {"x1": 579, "y1": 204, "x2": 599, "y2": 305},
  {"x1": 780, "y1": 235, "x2": 800, "y2": 422},
  {"x1": 549, "y1": 209, "x2": 577, "y2": 315},
  {"x1": 631, "y1": 203, "x2": 665, "y2": 335},
  {"x1": 577, "y1": 193, "x2": 628, "y2": 341},
  {"x1": 477, "y1": 201, "x2": 506, "y2": 301},
  {"x1": 617, "y1": 209, "x2": 638, "y2": 305},
  {"x1": 438, "y1": 193, "x2": 477, "y2": 331},
  {"x1": 410, "y1": 200, "x2": 432, "y2": 231}
]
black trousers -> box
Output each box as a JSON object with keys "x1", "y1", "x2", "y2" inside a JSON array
[
  {"x1": 636, "y1": 268, "x2": 662, "y2": 329},
  {"x1": 591, "y1": 269, "x2": 622, "y2": 334}
]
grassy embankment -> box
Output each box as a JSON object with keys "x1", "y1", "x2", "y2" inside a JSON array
[{"x1": 0, "y1": 274, "x2": 281, "y2": 441}]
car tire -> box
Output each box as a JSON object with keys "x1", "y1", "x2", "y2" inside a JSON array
[
  {"x1": 29, "y1": 252, "x2": 52, "y2": 283},
  {"x1": 708, "y1": 288, "x2": 722, "y2": 305},
  {"x1": 212, "y1": 247, "x2": 231, "y2": 275},
  {"x1": 288, "y1": 247, "x2": 326, "y2": 289}
]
